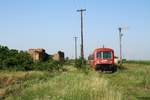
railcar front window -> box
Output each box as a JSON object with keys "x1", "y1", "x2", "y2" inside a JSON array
[
  {"x1": 97, "y1": 51, "x2": 112, "y2": 58},
  {"x1": 103, "y1": 52, "x2": 112, "y2": 58}
]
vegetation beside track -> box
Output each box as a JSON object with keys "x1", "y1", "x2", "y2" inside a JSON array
[{"x1": 0, "y1": 61, "x2": 150, "y2": 100}]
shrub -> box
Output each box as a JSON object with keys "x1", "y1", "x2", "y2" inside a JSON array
[
  {"x1": 74, "y1": 58, "x2": 87, "y2": 69},
  {"x1": 32, "y1": 61, "x2": 62, "y2": 72},
  {"x1": 2, "y1": 58, "x2": 18, "y2": 68},
  {"x1": 74, "y1": 58, "x2": 83, "y2": 69}
]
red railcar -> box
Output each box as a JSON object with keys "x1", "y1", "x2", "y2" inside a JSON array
[{"x1": 88, "y1": 48, "x2": 116, "y2": 71}]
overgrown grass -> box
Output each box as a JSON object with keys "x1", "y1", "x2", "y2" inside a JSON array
[
  {"x1": 6, "y1": 71, "x2": 121, "y2": 100},
  {"x1": 0, "y1": 71, "x2": 60, "y2": 99},
  {"x1": 127, "y1": 60, "x2": 150, "y2": 65},
  {"x1": 0, "y1": 62, "x2": 150, "y2": 100},
  {"x1": 1, "y1": 67, "x2": 121, "y2": 100},
  {"x1": 100, "y1": 63, "x2": 150, "y2": 100}
]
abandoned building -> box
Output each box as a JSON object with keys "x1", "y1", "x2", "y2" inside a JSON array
[
  {"x1": 28, "y1": 48, "x2": 47, "y2": 61},
  {"x1": 52, "y1": 51, "x2": 65, "y2": 62},
  {"x1": 28, "y1": 49, "x2": 65, "y2": 62}
]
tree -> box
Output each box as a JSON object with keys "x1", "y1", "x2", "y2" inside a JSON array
[{"x1": 0, "y1": 45, "x2": 33, "y2": 70}]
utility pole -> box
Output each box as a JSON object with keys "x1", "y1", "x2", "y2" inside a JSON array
[
  {"x1": 77, "y1": 9, "x2": 86, "y2": 63},
  {"x1": 103, "y1": 45, "x2": 105, "y2": 48},
  {"x1": 118, "y1": 27, "x2": 123, "y2": 65},
  {"x1": 73, "y1": 36, "x2": 78, "y2": 60}
]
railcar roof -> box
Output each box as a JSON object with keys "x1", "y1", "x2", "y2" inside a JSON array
[{"x1": 94, "y1": 48, "x2": 114, "y2": 51}]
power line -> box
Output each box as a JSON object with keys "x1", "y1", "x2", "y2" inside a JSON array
[{"x1": 74, "y1": 0, "x2": 87, "y2": 9}]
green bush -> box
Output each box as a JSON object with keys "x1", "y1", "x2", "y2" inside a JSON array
[
  {"x1": 2, "y1": 58, "x2": 18, "y2": 68},
  {"x1": 74, "y1": 58, "x2": 87, "y2": 68},
  {"x1": 32, "y1": 61, "x2": 62, "y2": 72},
  {"x1": 74, "y1": 58, "x2": 82, "y2": 69}
]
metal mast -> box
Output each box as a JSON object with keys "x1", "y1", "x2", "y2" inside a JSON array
[{"x1": 118, "y1": 27, "x2": 123, "y2": 65}]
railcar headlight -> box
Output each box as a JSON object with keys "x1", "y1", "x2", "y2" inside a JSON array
[{"x1": 96, "y1": 60, "x2": 100, "y2": 64}]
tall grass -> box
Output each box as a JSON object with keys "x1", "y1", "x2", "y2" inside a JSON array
[
  {"x1": 1, "y1": 61, "x2": 150, "y2": 100},
  {"x1": 127, "y1": 60, "x2": 150, "y2": 65},
  {"x1": 6, "y1": 71, "x2": 122, "y2": 100},
  {"x1": 102, "y1": 63, "x2": 150, "y2": 99},
  {"x1": 0, "y1": 71, "x2": 59, "y2": 99}
]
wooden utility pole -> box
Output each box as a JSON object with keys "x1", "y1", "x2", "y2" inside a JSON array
[
  {"x1": 73, "y1": 36, "x2": 78, "y2": 60},
  {"x1": 77, "y1": 9, "x2": 86, "y2": 63}
]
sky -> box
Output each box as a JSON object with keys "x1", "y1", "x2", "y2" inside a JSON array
[{"x1": 0, "y1": 0, "x2": 150, "y2": 60}]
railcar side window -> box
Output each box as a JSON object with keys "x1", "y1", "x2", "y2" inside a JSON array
[{"x1": 97, "y1": 52, "x2": 102, "y2": 58}]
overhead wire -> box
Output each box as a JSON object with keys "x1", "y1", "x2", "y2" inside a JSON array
[{"x1": 73, "y1": 0, "x2": 87, "y2": 9}]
